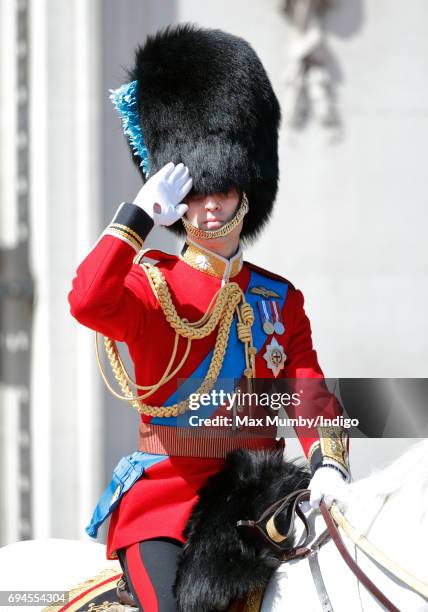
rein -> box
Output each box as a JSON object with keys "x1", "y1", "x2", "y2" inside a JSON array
[
  {"x1": 319, "y1": 500, "x2": 399, "y2": 612},
  {"x1": 238, "y1": 489, "x2": 428, "y2": 612},
  {"x1": 329, "y1": 502, "x2": 428, "y2": 601}
]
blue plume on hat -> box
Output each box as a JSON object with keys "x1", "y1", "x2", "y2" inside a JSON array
[{"x1": 109, "y1": 80, "x2": 150, "y2": 177}]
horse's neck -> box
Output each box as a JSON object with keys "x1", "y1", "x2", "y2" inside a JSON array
[
  {"x1": 268, "y1": 444, "x2": 428, "y2": 612},
  {"x1": 297, "y1": 507, "x2": 416, "y2": 612},
  {"x1": 344, "y1": 439, "x2": 428, "y2": 558},
  {"x1": 345, "y1": 481, "x2": 428, "y2": 581},
  {"x1": 307, "y1": 485, "x2": 428, "y2": 611}
]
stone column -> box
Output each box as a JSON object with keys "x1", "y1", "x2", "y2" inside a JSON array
[
  {"x1": 29, "y1": 0, "x2": 103, "y2": 539},
  {"x1": 0, "y1": 0, "x2": 33, "y2": 546}
]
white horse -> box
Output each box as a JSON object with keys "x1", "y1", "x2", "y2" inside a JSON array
[
  {"x1": 262, "y1": 439, "x2": 428, "y2": 611},
  {"x1": 1, "y1": 441, "x2": 427, "y2": 611},
  {"x1": 0, "y1": 539, "x2": 122, "y2": 612}
]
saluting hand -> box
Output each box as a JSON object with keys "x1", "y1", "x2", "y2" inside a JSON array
[{"x1": 133, "y1": 162, "x2": 192, "y2": 227}]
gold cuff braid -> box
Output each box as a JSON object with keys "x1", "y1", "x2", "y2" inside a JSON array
[{"x1": 318, "y1": 426, "x2": 349, "y2": 475}]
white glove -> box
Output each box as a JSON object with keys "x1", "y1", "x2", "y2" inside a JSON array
[
  {"x1": 309, "y1": 466, "x2": 349, "y2": 512},
  {"x1": 133, "y1": 162, "x2": 192, "y2": 226}
]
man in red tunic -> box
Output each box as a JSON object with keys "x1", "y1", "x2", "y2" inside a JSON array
[{"x1": 69, "y1": 24, "x2": 349, "y2": 611}]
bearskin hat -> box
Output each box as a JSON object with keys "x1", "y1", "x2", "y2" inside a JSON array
[{"x1": 124, "y1": 23, "x2": 281, "y2": 241}]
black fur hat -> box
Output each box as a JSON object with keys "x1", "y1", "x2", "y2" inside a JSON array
[{"x1": 127, "y1": 23, "x2": 281, "y2": 242}]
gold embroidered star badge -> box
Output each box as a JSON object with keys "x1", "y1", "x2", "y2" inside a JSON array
[{"x1": 263, "y1": 337, "x2": 287, "y2": 377}]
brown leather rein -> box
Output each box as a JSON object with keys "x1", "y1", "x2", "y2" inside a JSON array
[{"x1": 237, "y1": 489, "x2": 400, "y2": 612}]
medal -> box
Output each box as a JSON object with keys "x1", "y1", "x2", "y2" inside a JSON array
[
  {"x1": 274, "y1": 321, "x2": 284, "y2": 335},
  {"x1": 263, "y1": 337, "x2": 287, "y2": 377},
  {"x1": 263, "y1": 320, "x2": 275, "y2": 335},
  {"x1": 271, "y1": 301, "x2": 285, "y2": 335},
  {"x1": 258, "y1": 300, "x2": 274, "y2": 335}
]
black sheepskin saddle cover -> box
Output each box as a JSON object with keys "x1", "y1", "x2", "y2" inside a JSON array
[{"x1": 173, "y1": 448, "x2": 310, "y2": 612}]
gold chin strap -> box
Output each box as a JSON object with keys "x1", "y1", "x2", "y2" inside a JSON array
[
  {"x1": 95, "y1": 260, "x2": 257, "y2": 418},
  {"x1": 181, "y1": 192, "x2": 249, "y2": 239}
]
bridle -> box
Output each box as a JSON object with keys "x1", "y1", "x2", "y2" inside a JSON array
[{"x1": 237, "y1": 489, "x2": 428, "y2": 612}]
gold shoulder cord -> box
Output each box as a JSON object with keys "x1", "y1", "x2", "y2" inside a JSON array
[{"x1": 95, "y1": 261, "x2": 256, "y2": 417}]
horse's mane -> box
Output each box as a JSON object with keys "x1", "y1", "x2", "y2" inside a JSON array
[{"x1": 346, "y1": 439, "x2": 428, "y2": 534}]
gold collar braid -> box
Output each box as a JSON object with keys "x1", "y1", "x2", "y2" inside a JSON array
[
  {"x1": 96, "y1": 262, "x2": 256, "y2": 417},
  {"x1": 180, "y1": 239, "x2": 243, "y2": 279}
]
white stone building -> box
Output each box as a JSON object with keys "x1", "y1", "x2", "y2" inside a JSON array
[{"x1": 0, "y1": 0, "x2": 427, "y2": 545}]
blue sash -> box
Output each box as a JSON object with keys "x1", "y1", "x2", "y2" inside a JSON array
[{"x1": 86, "y1": 451, "x2": 166, "y2": 538}]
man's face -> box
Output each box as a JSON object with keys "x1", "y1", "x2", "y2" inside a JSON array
[{"x1": 184, "y1": 188, "x2": 240, "y2": 231}]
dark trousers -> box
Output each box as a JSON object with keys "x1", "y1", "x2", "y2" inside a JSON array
[{"x1": 117, "y1": 537, "x2": 183, "y2": 611}]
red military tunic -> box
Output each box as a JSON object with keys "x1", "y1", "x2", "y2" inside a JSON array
[{"x1": 69, "y1": 202, "x2": 343, "y2": 559}]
